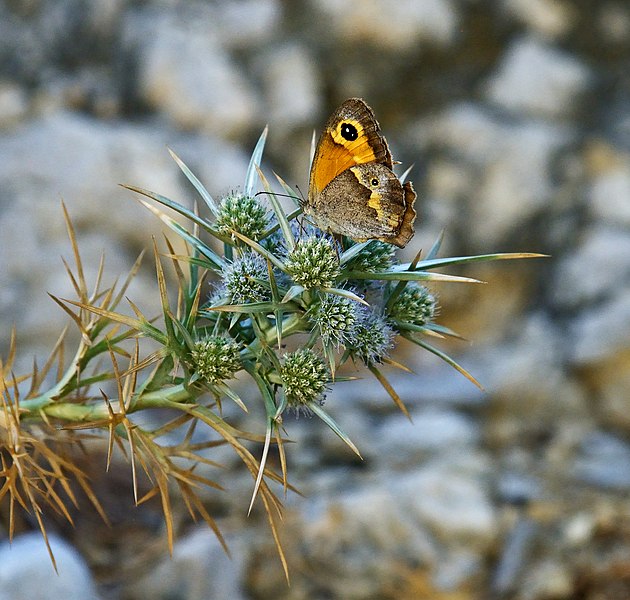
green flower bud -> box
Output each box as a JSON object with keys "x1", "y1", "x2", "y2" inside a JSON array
[
  {"x1": 389, "y1": 283, "x2": 437, "y2": 326},
  {"x1": 216, "y1": 193, "x2": 269, "y2": 241},
  {"x1": 281, "y1": 348, "x2": 329, "y2": 408},
  {"x1": 308, "y1": 294, "x2": 357, "y2": 347},
  {"x1": 189, "y1": 336, "x2": 241, "y2": 384},
  {"x1": 346, "y1": 240, "x2": 396, "y2": 273},
  {"x1": 347, "y1": 307, "x2": 395, "y2": 366},
  {"x1": 286, "y1": 237, "x2": 340, "y2": 289},
  {"x1": 223, "y1": 252, "x2": 270, "y2": 304}
]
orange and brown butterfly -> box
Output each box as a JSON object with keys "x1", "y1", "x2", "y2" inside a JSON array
[{"x1": 305, "y1": 98, "x2": 417, "y2": 248}]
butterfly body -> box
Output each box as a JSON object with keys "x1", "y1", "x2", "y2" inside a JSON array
[{"x1": 305, "y1": 98, "x2": 416, "y2": 248}]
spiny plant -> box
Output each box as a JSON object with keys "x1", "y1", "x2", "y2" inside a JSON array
[{"x1": 0, "y1": 127, "x2": 542, "y2": 577}]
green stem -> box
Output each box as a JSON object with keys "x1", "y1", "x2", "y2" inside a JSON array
[{"x1": 20, "y1": 383, "x2": 201, "y2": 424}]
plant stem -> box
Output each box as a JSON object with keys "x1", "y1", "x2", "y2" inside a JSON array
[{"x1": 20, "y1": 383, "x2": 201, "y2": 424}]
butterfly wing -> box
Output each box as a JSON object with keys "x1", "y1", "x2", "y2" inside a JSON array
[
  {"x1": 310, "y1": 163, "x2": 416, "y2": 248},
  {"x1": 308, "y1": 98, "x2": 393, "y2": 200}
]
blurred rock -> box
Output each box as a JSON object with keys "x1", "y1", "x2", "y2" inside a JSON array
[
  {"x1": 132, "y1": 8, "x2": 259, "y2": 138},
  {"x1": 572, "y1": 431, "x2": 630, "y2": 490},
  {"x1": 501, "y1": 0, "x2": 576, "y2": 39},
  {"x1": 421, "y1": 103, "x2": 573, "y2": 247},
  {"x1": 295, "y1": 484, "x2": 439, "y2": 599},
  {"x1": 495, "y1": 471, "x2": 542, "y2": 505},
  {"x1": 581, "y1": 352, "x2": 630, "y2": 432},
  {"x1": 519, "y1": 558, "x2": 573, "y2": 600},
  {"x1": 483, "y1": 36, "x2": 591, "y2": 119},
  {"x1": 569, "y1": 291, "x2": 630, "y2": 364},
  {"x1": 245, "y1": 452, "x2": 495, "y2": 596},
  {"x1": 311, "y1": 0, "x2": 460, "y2": 51},
  {"x1": 166, "y1": 132, "x2": 251, "y2": 197},
  {"x1": 0, "y1": 0, "x2": 125, "y2": 84},
  {"x1": 126, "y1": 528, "x2": 246, "y2": 600},
  {"x1": 256, "y1": 44, "x2": 322, "y2": 130},
  {"x1": 552, "y1": 225, "x2": 630, "y2": 308},
  {"x1": 482, "y1": 313, "x2": 589, "y2": 443},
  {"x1": 373, "y1": 409, "x2": 479, "y2": 466},
  {"x1": 492, "y1": 518, "x2": 537, "y2": 596},
  {"x1": 585, "y1": 143, "x2": 630, "y2": 227},
  {"x1": 316, "y1": 410, "x2": 374, "y2": 466},
  {"x1": 597, "y1": 2, "x2": 630, "y2": 45},
  {"x1": 0, "y1": 532, "x2": 98, "y2": 600},
  {"x1": 325, "y1": 360, "x2": 486, "y2": 413},
  {"x1": 0, "y1": 111, "x2": 181, "y2": 245},
  {"x1": 401, "y1": 454, "x2": 497, "y2": 545},
  {"x1": 212, "y1": 0, "x2": 281, "y2": 49},
  {"x1": 0, "y1": 81, "x2": 28, "y2": 127}
]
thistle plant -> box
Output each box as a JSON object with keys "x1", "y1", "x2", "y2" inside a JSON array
[{"x1": 0, "y1": 129, "x2": 542, "y2": 576}]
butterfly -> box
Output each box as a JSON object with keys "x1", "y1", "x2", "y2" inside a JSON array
[{"x1": 305, "y1": 98, "x2": 417, "y2": 248}]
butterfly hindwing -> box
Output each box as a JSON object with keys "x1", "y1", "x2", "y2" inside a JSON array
[{"x1": 312, "y1": 163, "x2": 416, "y2": 247}]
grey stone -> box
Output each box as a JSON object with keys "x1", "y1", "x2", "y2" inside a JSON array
[
  {"x1": 314, "y1": 406, "x2": 374, "y2": 464},
  {"x1": 401, "y1": 456, "x2": 497, "y2": 545},
  {"x1": 326, "y1": 359, "x2": 486, "y2": 413},
  {"x1": 0, "y1": 81, "x2": 28, "y2": 128},
  {"x1": 0, "y1": 532, "x2": 98, "y2": 600},
  {"x1": 572, "y1": 431, "x2": 630, "y2": 490},
  {"x1": 562, "y1": 512, "x2": 596, "y2": 547},
  {"x1": 588, "y1": 160, "x2": 630, "y2": 227},
  {"x1": 0, "y1": 1, "x2": 125, "y2": 84},
  {"x1": 126, "y1": 528, "x2": 246, "y2": 600},
  {"x1": 552, "y1": 226, "x2": 630, "y2": 308},
  {"x1": 569, "y1": 291, "x2": 630, "y2": 364},
  {"x1": 211, "y1": 0, "x2": 282, "y2": 49},
  {"x1": 296, "y1": 481, "x2": 440, "y2": 599},
  {"x1": 276, "y1": 454, "x2": 496, "y2": 596},
  {"x1": 256, "y1": 44, "x2": 322, "y2": 130},
  {"x1": 484, "y1": 36, "x2": 592, "y2": 119},
  {"x1": 421, "y1": 103, "x2": 573, "y2": 247},
  {"x1": 598, "y1": 3, "x2": 630, "y2": 45},
  {"x1": 492, "y1": 518, "x2": 537, "y2": 596},
  {"x1": 495, "y1": 471, "x2": 542, "y2": 504},
  {"x1": 501, "y1": 0, "x2": 576, "y2": 39},
  {"x1": 481, "y1": 313, "x2": 588, "y2": 440},
  {"x1": 433, "y1": 548, "x2": 484, "y2": 592},
  {"x1": 311, "y1": 0, "x2": 460, "y2": 51},
  {"x1": 132, "y1": 10, "x2": 258, "y2": 138},
  {"x1": 590, "y1": 353, "x2": 630, "y2": 432},
  {"x1": 520, "y1": 559, "x2": 573, "y2": 600},
  {"x1": 374, "y1": 409, "x2": 479, "y2": 465}
]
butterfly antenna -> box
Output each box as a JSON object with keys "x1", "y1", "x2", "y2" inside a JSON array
[
  {"x1": 295, "y1": 184, "x2": 306, "y2": 205},
  {"x1": 254, "y1": 190, "x2": 301, "y2": 203}
]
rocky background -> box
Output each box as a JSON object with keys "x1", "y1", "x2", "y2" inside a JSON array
[{"x1": 1, "y1": 0, "x2": 630, "y2": 598}]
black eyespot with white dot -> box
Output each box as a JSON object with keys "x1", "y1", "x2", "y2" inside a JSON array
[
  {"x1": 370, "y1": 177, "x2": 379, "y2": 187},
  {"x1": 340, "y1": 122, "x2": 358, "y2": 141}
]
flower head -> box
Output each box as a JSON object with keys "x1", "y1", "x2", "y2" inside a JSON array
[
  {"x1": 189, "y1": 336, "x2": 241, "y2": 384},
  {"x1": 285, "y1": 237, "x2": 340, "y2": 289},
  {"x1": 216, "y1": 193, "x2": 269, "y2": 241},
  {"x1": 346, "y1": 240, "x2": 396, "y2": 273},
  {"x1": 222, "y1": 252, "x2": 270, "y2": 304},
  {"x1": 281, "y1": 348, "x2": 329, "y2": 409},
  {"x1": 388, "y1": 283, "x2": 437, "y2": 326},
  {"x1": 346, "y1": 306, "x2": 395, "y2": 366},
  {"x1": 308, "y1": 293, "x2": 357, "y2": 347}
]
